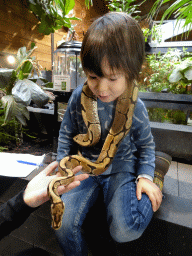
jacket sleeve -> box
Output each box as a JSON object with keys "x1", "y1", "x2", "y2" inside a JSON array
[
  {"x1": 0, "y1": 189, "x2": 36, "y2": 241},
  {"x1": 57, "y1": 86, "x2": 82, "y2": 162},
  {"x1": 131, "y1": 98, "x2": 155, "y2": 178}
]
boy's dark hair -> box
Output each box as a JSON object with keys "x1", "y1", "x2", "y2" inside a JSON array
[{"x1": 81, "y1": 12, "x2": 145, "y2": 82}]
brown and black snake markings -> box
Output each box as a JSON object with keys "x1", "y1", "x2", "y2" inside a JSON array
[{"x1": 47, "y1": 81, "x2": 139, "y2": 230}]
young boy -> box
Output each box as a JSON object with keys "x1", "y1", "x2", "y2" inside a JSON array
[{"x1": 56, "y1": 12, "x2": 163, "y2": 255}]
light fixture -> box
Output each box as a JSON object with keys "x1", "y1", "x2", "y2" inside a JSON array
[{"x1": 7, "y1": 55, "x2": 16, "y2": 64}]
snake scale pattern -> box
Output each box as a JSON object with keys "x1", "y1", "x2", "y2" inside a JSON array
[{"x1": 47, "y1": 82, "x2": 139, "y2": 230}]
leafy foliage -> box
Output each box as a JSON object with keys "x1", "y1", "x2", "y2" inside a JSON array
[
  {"x1": 106, "y1": 0, "x2": 146, "y2": 19},
  {"x1": 148, "y1": 108, "x2": 187, "y2": 125},
  {"x1": 169, "y1": 58, "x2": 192, "y2": 83},
  {"x1": 150, "y1": 0, "x2": 192, "y2": 33},
  {"x1": 0, "y1": 106, "x2": 37, "y2": 151},
  {"x1": 28, "y1": 0, "x2": 80, "y2": 34},
  {"x1": 142, "y1": 24, "x2": 162, "y2": 43},
  {"x1": 0, "y1": 44, "x2": 45, "y2": 125},
  {"x1": 1, "y1": 96, "x2": 30, "y2": 126},
  {"x1": 0, "y1": 108, "x2": 17, "y2": 150},
  {"x1": 138, "y1": 48, "x2": 192, "y2": 94}
]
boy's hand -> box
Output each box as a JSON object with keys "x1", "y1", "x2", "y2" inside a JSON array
[{"x1": 136, "y1": 178, "x2": 163, "y2": 212}]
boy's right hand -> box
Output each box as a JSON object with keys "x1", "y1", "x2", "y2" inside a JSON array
[{"x1": 136, "y1": 177, "x2": 163, "y2": 212}]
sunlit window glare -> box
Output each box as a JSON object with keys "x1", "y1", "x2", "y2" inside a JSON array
[{"x1": 7, "y1": 55, "x2": 16, "y2": 64}]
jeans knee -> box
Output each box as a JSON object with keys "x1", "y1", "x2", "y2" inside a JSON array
[{"x1": 109, "y1": 225, "x2": 144, "y2": 243}]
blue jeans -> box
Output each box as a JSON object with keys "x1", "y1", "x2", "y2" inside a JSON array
[{"x1": 55, "y1": 172, "x2": 153, "y2": 256}]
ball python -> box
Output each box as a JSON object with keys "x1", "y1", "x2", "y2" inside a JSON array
[{"x1": 48, "y1": 81, "x2": 139, "y2": 230}]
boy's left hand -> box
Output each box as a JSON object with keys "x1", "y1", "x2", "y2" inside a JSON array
[{"x1": 136, "y1": 178, "x2": 163, "y2": 212}]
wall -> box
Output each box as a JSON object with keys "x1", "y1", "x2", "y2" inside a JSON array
[
  {"x1": 1, "y1": 0, "x2": 191, "y2": 71},
  {"x1": 72, "y1": 0, "x2": 108, "y2": 41},
  {"x1": 0, "y1": 0, "x2": 66, "y2": 70},
  {"x1": 0, "y1": 0, "x2": 108, "y2": 71}
]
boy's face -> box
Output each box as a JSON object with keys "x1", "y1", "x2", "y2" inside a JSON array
[{"x1": 86, "y1": 59, "x2": 127, "y2": 103}]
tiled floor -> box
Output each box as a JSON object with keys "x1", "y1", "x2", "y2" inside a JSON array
[
  {"x1": 155, "y1": 161, "x2": 192, "y2": 228},
  {"x1": 163, "y1": 161, "x2": 192, "y2": 197}
]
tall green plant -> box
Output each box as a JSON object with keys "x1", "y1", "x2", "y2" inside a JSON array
[
  {"x1": 106, "y1": 0, "x2": 146, "y2": 19},
  {"x1": 138, "y1": 48, "x2": 192, "y2": 94},
  {"x1": 28, "y1": 0, "x2": 80, "y2": 34},
  {"x1": 27, "y1": 0, "x2": 94, "y2": 35},
  {"x1": 0, "y1": 44, "x2": 41, "y2": 126},
  {"x1": 150, "y1": 0, "x2": 192, "y2": 32},
  {"x1": 169, "y1": 58, "x2": 192, "y2": 84},
  {"x1": 0, "y1": 108, "x2": 17, "y2": 150}
]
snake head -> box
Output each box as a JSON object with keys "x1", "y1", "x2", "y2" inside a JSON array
[{"x1": 51, "y1": 202, "x2": 65, "y2": 230}]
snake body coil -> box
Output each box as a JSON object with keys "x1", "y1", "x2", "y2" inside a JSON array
[{"x1": 48, "y1": 82, "x2": 138, "y2": 230}]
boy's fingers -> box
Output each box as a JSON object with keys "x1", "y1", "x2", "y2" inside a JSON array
[
  {"x1": 136, "y1": 185, "x2": 142, "y2": 201},
  {"x1": 152, "y1": 200, "x2": 157, "y2": 212},
  {"x1": 151, "y1": 192, "x2": 162, "y2": 212},
  {"x1": 152, "y1": 188, "x2": 163, "y2": 212}
]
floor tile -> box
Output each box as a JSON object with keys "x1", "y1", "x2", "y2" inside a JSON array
[
  {"x1": 154, "y1": 193, "x2": 192, "y2": 228},
  {"x1": 178, "y1": 163, "x2": 192, "y2": 198},
  {"x1": 164, "y1": 175, "x2": 179, "y2": 196},
  {"x1": 163, "y1": 161, "x2": 179, "y2": 196},
  {"x1": 167, "y1": 161, "x2": 178, "y2": 179}
]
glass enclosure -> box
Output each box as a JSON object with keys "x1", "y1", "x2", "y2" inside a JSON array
[{"x1": 52, "y1": 41, "x2": 86, "y2": 91}]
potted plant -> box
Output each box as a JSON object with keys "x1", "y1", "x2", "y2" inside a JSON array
[
  {"x1": 169, "y1": 58, "x2": 192, "y2": 92},
  {"x1": 150, "y1": 0, "x2": 192, "y2": 32},
  {"x1": 27, "y1": 0, "x2": 79, "y2": 35},
  {"x1": 0, "y1": 44, "x2": 51, "y2": 144},
  {"x1": 137, "y1": 47, "x2": 192, "y2": 161},
  {"x1": 138, "y1": 48, "x2": 189, "y2": 94}
]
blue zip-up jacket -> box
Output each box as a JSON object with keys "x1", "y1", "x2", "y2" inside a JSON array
[{"x1": 57, "y1": 84, "x2": 155, "y2": 178}]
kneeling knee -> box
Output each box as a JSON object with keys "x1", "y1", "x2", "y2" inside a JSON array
[{"x1": 110, "y1": 226, "x2": 144, "y2": 243}]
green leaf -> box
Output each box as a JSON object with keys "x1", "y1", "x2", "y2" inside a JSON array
[
  {"x1": 29, "y1": 0, "x2": 45, "y2": 17},
  {"x1": 17, "y1": 70, "x2": 24, "y2": 80},
  {"x1": 1, "y1": 95, "x2": 29, "y2": 126},
  {"x1": 38, "y1": 13, "x2": 55, "y2": 34},
  {"x1": 107, "y1": 0, "x2": 144, "y2": 17},
  {"x1": 16, "y1": 47, "x2": 27, "y2": 64},
  {"x1": 150, "y1": 0, "x2": 192, "y2": 34},
  {"x1": 38, "y1": 24, "x2": 55, "y2": 35},
  {"x1": 64, "y1": 0, "x2": 75, "y2": 15},
  {"x1": 31, "y1": 42, "x2": 36, "y2": 49},
  {"x1": 169, "y1": 68, "x2": 183, "y2": 83},
  {"x1": 0, "y1": 69, "x2": 14, "y2": 89},
  {"x1": 184, "y1": 67, "x2": 192, "y2": 80},
  {"x1": 84, "y1": 0, "x2": 93, "y2": 8},
  {"x1": 28, "y1": 0, "x2": 79, "y2": 34},
  {"x1": 16, "y1": 46, "x2": 37, "y2": 73},
  {"x1": 20, "y1": 61, "x2": 33, "y2": 79},
  {"x1": 42, "y1": 82, "x2": 53, "y2": 88},
  {"x1": 6, "y1": 70, "x2": 17, "y2": 95}
]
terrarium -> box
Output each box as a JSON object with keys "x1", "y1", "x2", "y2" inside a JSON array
[{"x1": 52, "y1": 41, "x2": 86, "y2": 91}]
